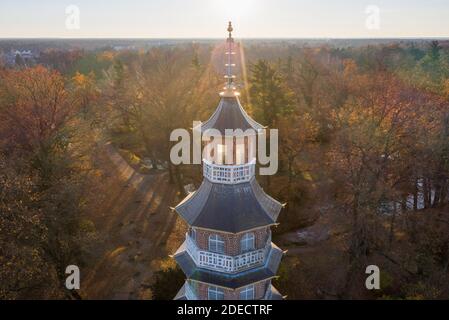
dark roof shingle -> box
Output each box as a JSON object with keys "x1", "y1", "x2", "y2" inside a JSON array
[
  {"x1": 175, "y1": 178, "x2": 282, "y2": 233},
  {"x1": 198, "y1": 96, "x2": 264, "y2": 135}
]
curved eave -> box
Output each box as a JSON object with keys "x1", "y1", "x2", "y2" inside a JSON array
[
  {"x1": 250, "y1": 178, "x2": 283, "y2": 222},
  {"x1": 175, "y1": 178, "x2": 282, "y2": 233},
  {"x1": 174, "y1": 283, "x2": 188, "y2": 300},
  {"x1": 197, "y1": 96, "x2": 265, "y2": 136},
  {"x1": 268, "y1": 285, "x2": 284, "y2": 300}
]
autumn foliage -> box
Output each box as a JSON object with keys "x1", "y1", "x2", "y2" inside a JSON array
[{"x1": 1, "y1": 40, "x2": 449, "y2": 299}]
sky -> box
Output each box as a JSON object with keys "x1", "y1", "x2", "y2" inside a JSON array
[{"x1": 0, "y1": 0, "x2": 448, "y2": 38}]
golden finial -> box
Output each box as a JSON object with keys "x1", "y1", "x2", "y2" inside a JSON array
[
  {"x1": 227, "y1": 21, "x2": 233, "y2": 37},
  {"x1": 221, "y1": 21, "x2": 238, "y2": 97}
]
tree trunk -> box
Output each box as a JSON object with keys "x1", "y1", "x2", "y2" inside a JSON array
[
  {"x1": 174, "y1": 165, "x2": 186, "y2": 197},
  {"x1": 168, "y1": 161, "x2": 174, "y2": 184},
  {"x1": 413, "y1": 177, "x2": 418, "y2": 211},
  {"x1": 423, "y1": 178, "x2": 430, "y2": 208},
  {"x1": 388, "y1": 203, "x2": 397, "y2": 248}
]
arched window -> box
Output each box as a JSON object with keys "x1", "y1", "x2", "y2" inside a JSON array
[
  {"x1": 208, "y1": 234, "x2": 225, "y2": 254},
  {"x1": 208, "y1": 286, "x2": 224, "y2": 300},
  {"x1": 240, "y1": 232, "x2": 255, "y2": 253},
  {"x1": 239, "y1": 285, "x2": 254, "y2": 300}
]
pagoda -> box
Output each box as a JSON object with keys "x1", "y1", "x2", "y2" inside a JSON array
[{"x1": 173, "y1": 22, "x2": 284, "y2": 300}]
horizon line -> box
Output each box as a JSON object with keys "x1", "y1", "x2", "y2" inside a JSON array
[{"x1": 1, "y1": 36, "x2": 449, "y2": 41}]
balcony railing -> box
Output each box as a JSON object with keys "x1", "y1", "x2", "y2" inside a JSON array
[
  {"x1": 185, "y1": 233, "x2": 271, "y2": 274},
  {"x1": 203, "y1": 158, "x2": 256, "y2": 184}
]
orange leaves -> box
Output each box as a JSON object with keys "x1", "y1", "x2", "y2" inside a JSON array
[
  {"x1": 72, "y1": 71, "x2": 99, "y2": 108},
  {"x1": 98, "y1": 51, "x2": 115, "y2": 62},
  {"x1": 443, "y1": 79, "x2": 449, "y2": 100},
  {"x1": 0, "y1": 65, "x2": 77, "y2": 152},
  {"x1": 343, "y1": 59, "x2": 358, "y2": 77},
  {"x1": 72, "y1": 71, "x2": 88, "y2": 86}
]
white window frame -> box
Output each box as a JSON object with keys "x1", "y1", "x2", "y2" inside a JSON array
[
  {"x1": 239, "y1": 285, "x2": 255, "y2": 300},
  {"x1": 208, "y1": 234, "x2": 225, "y2": 254},
  {"x1": 240, "y1": 232, "x2": 255, "y2": 253},
  {"x1": 208, "y1": 286, "x2": 224, "y2": 300}
]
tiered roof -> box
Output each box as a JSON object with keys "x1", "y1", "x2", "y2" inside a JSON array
[
  {"x1": 198, "y1": 95, "x2": 265, "y2": 135},
  {"x1": 175, "y1": 177, "x2": 282, "y2": 233}
]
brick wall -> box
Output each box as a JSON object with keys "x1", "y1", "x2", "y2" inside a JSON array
[
  {"x1": 193, "y1": 226, "x2": 270, "y2": 256},
  {"x1": 192, "y1": 280, "x2": 270, "y2": 300}
]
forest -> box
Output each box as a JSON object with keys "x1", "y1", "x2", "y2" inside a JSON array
[{"x1": 0, "y1": 38, "x2": 448, "y2": 299}]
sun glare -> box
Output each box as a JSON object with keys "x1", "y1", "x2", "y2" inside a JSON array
[{"x1": 214, "y1": 0, "x2": 255, "y2": 21}]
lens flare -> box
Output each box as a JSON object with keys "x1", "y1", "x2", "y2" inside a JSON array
[{"x1": 214, "y1": 0, "x2": 255, "y2": 20}]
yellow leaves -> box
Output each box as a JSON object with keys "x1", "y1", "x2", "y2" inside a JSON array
[
  {"x1": 99, "y1": 51, "x2": 115, "y2": 62},
  {"x1": 443, "y1": 78, "x2": 449, "y2": 100},
  {"x1": 343, "y1": 59, "x2": 358, "y2": 76},
  {"x1": 119, "y1": 149, "x2": 141, "y2": 166},
  {"x1": 159, "y1": 258, "x2": 177, "y2": 271},
  {"x1": 72, "y1": 71, "x2": 96, "y2": 89},
  {"x1": 406, "y1": 294, "x2": 425, "y2": 300},
  {"x1": 78, "y1": 218, "x2": 96, "y2": 233},
  {"x1": 72, "y1": 71, "x2": 87, "y2": 86},
  {"x1": 302, "y1": 171, "x2": 313, "y2": 182},
  {"x1": 149, "y1": 258, "x2": 177, "y2": 273},
  {"x1": 347, "y1": 109, "x2": 361, "y2": 126},
  {"x1": 108, "y1": 246, "x2": 127, "y2": 259}
]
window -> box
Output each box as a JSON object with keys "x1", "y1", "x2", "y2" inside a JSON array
[
  {"x1": 240, "y1": 232, "x2": 255, "y2": 253},
  {"x1": 208, "y1": 234, "x2": 225, "y2": 254},
  {"x1": 239, "y1": 285, "x2": 254, "y2": 300},
  {"x1": 208, "y1": 286, "x2": 224, "y2": 300}
]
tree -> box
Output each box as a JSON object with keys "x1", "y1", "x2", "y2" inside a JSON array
[
  {"x1": 0, "y1": 66, "x2": 94, "y2": 299},
  {"x1": 249, "y1": 59, "x2": 294, "y2": 128},
  {"x1": 0, "y1": 66, "x2": 78, "y2": 154},
  {"x1": 105, "y1": 47, "x2": 209, "y2": 193},
  {"x1": 14, "y1": 53, "x2": 25, "y2": 67},
  {"x1": 72, "y1": 71, "x2": 99, "y2": 116},
  {"x1": 0, "y1": 156, "x2": 56, "y2": 299},
  {"x1": 150, "y1": 266, "x2": 185, "y2": 300},
  {"x1": 429, "y1": 41, "x2": 441, "y2": 61}
]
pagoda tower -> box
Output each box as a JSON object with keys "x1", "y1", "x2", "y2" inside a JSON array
[{"x1": 173, "y1": 22, "x2": 284, "y2": 300}]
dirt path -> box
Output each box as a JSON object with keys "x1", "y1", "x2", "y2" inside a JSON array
[{"x1": 80, "y1": 143, "x2": 180, "y2": 299}]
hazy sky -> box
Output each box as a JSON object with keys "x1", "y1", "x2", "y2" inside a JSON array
[{"x1": 0, "y1": 0, "x2": 448, "y2": 38}]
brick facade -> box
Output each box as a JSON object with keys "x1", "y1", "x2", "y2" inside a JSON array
[
  {"x1": 191, "y1": 280, "x2": 270, "y2": 300},
  {"x1": 192, "y1": 226, "x2": 270, "y2": 256}
]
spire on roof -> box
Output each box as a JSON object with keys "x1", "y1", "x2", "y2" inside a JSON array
[{"x1": 222, "y1": 21, "x2": 237, "y2": 97}]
